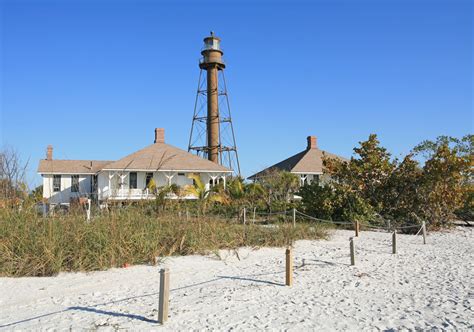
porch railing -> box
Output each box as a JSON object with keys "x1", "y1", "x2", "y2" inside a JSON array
[{"x1": 100, "y1": 188, "x2": 197, "y2": 200}]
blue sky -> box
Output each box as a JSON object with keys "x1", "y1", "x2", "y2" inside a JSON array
[{"x1": 1, "y1": 0, "x2": 472, "y2": 187}]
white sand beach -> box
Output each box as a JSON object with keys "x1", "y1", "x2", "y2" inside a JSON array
[{"x1": 1, "y1": 227, "x2": 473, "y2": 331}]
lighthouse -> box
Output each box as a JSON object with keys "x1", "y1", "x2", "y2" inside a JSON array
[{"x1": 188, "y1": 32, "x2": 240, "y2": 175}]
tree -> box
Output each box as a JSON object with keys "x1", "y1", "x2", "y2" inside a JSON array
[
  {"x1": 320, "y1": 134, "x2": 473, "y2": 228},
  {"x1": 324, "y1": 134, "x2": 395, "y2": 213},
  {"x1": 418, "y1": 143, "x2": 471, "y2": 226},
  {"x1": 151, "y1": 183, "x2": 180, "y2": 212},
  {"x1": 225, "y1": 177, "x2": 246, "y2": 202},
  {"x1": 411, "y1": 135, "x2": 472, "y2": 225},
  {"x1": 299, "y1": 179, "x2": 374, "y2": 223},
  {"x1": 0, "y1": 146, "x2": 29, "y2": 202},
  {"x1": 185, "y1": 174, "x2": 223, "y2": 213},
  {"x1": 256, "y1": 169, "x2": 299, "y2": 211},
  {"x1": 30, "y1": 185, "x2": 44, "y2": 203},
  {"x1": 383, "y1": 155, "x2": 424, "y2": 222},
  {"x1": 243, "y1": 182, "x2": 266, "y2": 210},
  {"x1": 220, "y1": 177, "x2": 267, "y2": 207},
  {"x1": 412, "y1": 134, "x2": 473, "y2": 160}
]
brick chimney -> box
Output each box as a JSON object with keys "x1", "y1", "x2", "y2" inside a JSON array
[
  {"x1": 154, "y1": 128, "x2": 165, "y2": 144},
  {"x1": 307, "y1": 136, "x2": 317, "y2": 150},
  {"x1": 46, "y1": 145, "x2": 53, "y2": 160}
]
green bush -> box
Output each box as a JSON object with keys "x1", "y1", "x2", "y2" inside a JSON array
[{"x1": 298, "y1": 182, "x2": 374, "y2": 224}]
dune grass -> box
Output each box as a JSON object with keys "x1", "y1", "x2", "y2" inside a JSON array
[{"x1": 0, "y1": 206, "x2": 329, "y2": 277}]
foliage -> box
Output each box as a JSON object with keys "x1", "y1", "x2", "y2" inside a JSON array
[
  {"x1": 417, "y1": 143, "x2": 472, "y2": 226},
  {"x1": 213, "y1": 177, "x2": 267, "y2": 210},
  {"x1": 298, "y1": 182, "x2": 374, "y2": 223},
  {"x1": 455, "y1": 185, "x2": 474, "y2": 221},
  {"x1": 30, "y1": 185, "x2": 43, "y2": 203},
  {"x1": 412, "y1": 134, "x2": 473, "y2": 160},
  {"x1": 256, "y1": 169, "x2": 300, "y2": 211},
  {"x1": 186, "y1": 174, "x2": 209, "y2": 200},
  {"x1": 324, "y1": 134, "x2": 394, "y2": 213},
  {"x1": 153, "y1": 184, "x2": 180, "y2": 211},
  {"x1": 184, "y1": 174, "x2": 225, "y2": 213},
  {"x1": 0, "y1": 204, "x2": 329, "y2": 277},
  {"x1": 382, "y1": 155, "x2": 424, "y2": 222},
  {"x1": 146, "y1": 178, "x2": 157, "y2": 193},
  {"x1": 0, "y1": 146, "x2": 29, "y2": 202},
  {"x1": 304, "y1": 134, "x2": 473, "y2": 229}
]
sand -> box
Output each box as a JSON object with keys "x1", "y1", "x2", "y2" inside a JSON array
[{"x1": 1, "y1": 227, "x2": 473, "y2": 331}]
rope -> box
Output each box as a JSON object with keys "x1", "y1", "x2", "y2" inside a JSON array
[
  {"x1": 394, "y1": 224, "x2": 422, "y2": 230},
  {"x1": 414, "y1": 226, "x2": 423, "y2": 236},
  {"x1": 295, "y1": 210, "x2": 353, "y2": 226},
  {"x1": 407, "y1": 225, "x2": 425, "y2": 244},
  {"x1": 254, "y1": 210, "x2": 288, "y2": 216},
  {"x1": 295, "y1": 210, "x2": 426, "y2": 233},
  {"x1": 364, "y1": 225, "x2": 389, "y2": 231}
]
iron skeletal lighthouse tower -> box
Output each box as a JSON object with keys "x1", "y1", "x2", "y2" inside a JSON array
[{"x1": 188, "y1": 32, "x2": 241, "y2": 175}]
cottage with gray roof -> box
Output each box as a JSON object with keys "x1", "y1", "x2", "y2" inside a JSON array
[{"x1": 248, "y1": 136, "x2": 347, "y2": 186}]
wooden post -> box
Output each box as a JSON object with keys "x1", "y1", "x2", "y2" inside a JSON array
[
  {"x1": 285, "y1": 247, "x2": 293, "y2": 286},
  {"x1": 86, "y1": 199, "x2": 91, "y2": 222},
  {"x1": 243, "y1": 207, "x2": 247, "y2": 225},
  {"x1": 355, "y1": 220, "x2": 359, "y2": 237},
  {"x1": 186, "y1": 208, "x2": 189, "y2": 221},
  {"x1": 253, "y1": 207, "x2": 256, "y2": 224},
  {"x1": 422, "y1": 221, "x2": 427, "y2": 245},
  {"x1": 42, "y1": 202, "x2": 47, "y2": 217},
  {"x1": 392, "y1": 230, "x2": 397, "y2": 254},
  {"x1": 292, "y1": 208, "x2": 296, "y2": 227},
  {"x1": 158, "y1": 268, "x2": 170, "y2": 324},
  {"x1": 350, "y1": 237, "x2": 355, "y2": 266}
]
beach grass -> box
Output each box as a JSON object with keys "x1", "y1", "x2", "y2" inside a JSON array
[{"x1": 0, "y1": 205, "x2": 329, "y2": 277}]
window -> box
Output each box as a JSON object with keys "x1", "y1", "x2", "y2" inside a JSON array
[
  {"x1": 129, "y1": 172, "x2": 137, "y2": 189},
  {"x1": 145, "y1": 172, "x2": 153, "y2": 188},
  {"x1": 53, "y1": 175, "x2": 61, "y2": 192},
  {"x1": 71, "y1": 175, "x2": 80, "y2": 193},
  {"x1": 91, "y1": 175, "x2": 98, "y2": 191},
  {"x1": 314, "y1": 175, "x2": 320, "y2": 185}
]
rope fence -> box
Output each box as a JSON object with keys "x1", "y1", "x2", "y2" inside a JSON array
[
  {"x1": 294, "y1": 210, "x2": 353, "y2": 226},
  {"x1": 157, "y1": 217, "x2": 428, "y2": 325},
  {"x1": 234, "y1": 208, "x2": 429, "y2": 238},
  {"x1": 254, "y1": 210, "x2": 289, "y2": 216},
  {"x1": 293, "y1": 209, "x2": 427, "y2": 233}
]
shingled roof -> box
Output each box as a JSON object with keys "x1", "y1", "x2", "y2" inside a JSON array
[
  {"x1": 102, "y1": 128, "x2": 231, "y2": 173},
  {"x1": 38, "y1": 160, "x2": 112, "y2": 174},
  {"x1": 38, "y1": 129, "x2": 232, "y2": 175},
  {"x1": 248, "y1": 136, "x2": 347, "y2": 180},
  {"x1": 103, "y1": 143, "x2": 231, "y2": 172}
]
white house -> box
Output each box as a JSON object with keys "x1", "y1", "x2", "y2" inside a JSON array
[
  {"x1": 38, "y1": 128, "x2": 232, "y2": 206},
  {"x1": 248, "y1": 136, "x2": 347, "y2": 186}
]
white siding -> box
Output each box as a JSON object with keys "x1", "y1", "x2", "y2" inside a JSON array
[{"x1": 42, "y1": 174, "x2": 93, "y2": 204}]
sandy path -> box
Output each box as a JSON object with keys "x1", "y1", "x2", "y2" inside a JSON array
[{"x1": 1, "y1": 227, "x2": 473, "y2": 331}]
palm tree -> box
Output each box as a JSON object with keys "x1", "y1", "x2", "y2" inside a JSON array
[
  {"x1": 151, "y1": 184, "x2": 176, "y2": 211},
  {"x1": 226, "y1": 177, "x2": 245, "y2": 200},
  {"x1": 186, "y1": 174, "x2": 224, "y2": 213},
  {"x1": 186, "y1": 174, "x2": 209, "y2": 200}
]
